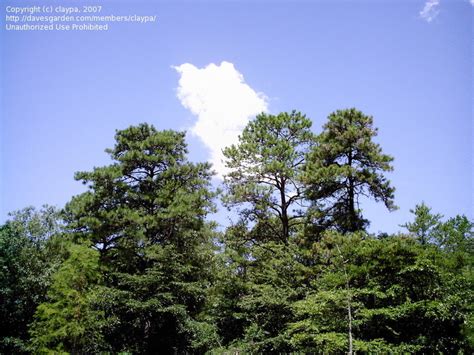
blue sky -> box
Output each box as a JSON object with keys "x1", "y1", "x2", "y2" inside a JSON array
[{"x1": 1, "y1": 0, "x2": 472, "y2": 234}]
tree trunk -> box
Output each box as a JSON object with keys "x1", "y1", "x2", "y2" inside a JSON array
[
  {"x1": 347, "y1": 149, "x2": 357, "y2": 233},
  {"x1": 280, "y1": 179, "x2": 289, "y2": 242},
  {"x1": 347, "y1": 291, "x2": 353, "y2": 355},
  {"x1": 336, "y1": 243, "x2": 353, "y2": 355}
]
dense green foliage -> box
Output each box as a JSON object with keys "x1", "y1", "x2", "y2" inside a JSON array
[
  {"x1": 29, "y1": 243, "x2": 104, "y2": 353},
  {"x1": 288, "y1": 232, "x2": 471, "y2": 353},
  {"x1": 0, "y1": 206, "x2": 66, "y2": 353},
  {"x1": 1, "y1": 111, "x2": 472, "y2": 354}
]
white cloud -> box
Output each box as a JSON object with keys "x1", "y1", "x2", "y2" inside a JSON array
[
  {"x1": 174, "y1": 61, "x2": 268, "y2": 177},
  {"x1": 420, "y1": 0, "x2": 440, "y2": 22},
  {"x1": 470, "y1": 0, "x2": 474, "y2": 5}
]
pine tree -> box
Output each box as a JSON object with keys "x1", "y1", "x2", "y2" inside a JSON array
[
  {"x1": 64, "y1": 123, "x2": 219, "y2": 352},
  {"x1": 304, "y1": 108, "x2": 396, "y2": 234},
  {"x1": 223, "y1": 111, "x2": 314, "y2": 243},
  {"x1": 402, "y1": 202, "x2": 443, "y2": 245}
]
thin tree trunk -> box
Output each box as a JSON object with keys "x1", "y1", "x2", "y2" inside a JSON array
[
  {"x1": 347, "y1": 280, "x2": 353, "y2": 355},
  {"x1": 336, "y1": 243, "x2": 353, "y2": 355}
]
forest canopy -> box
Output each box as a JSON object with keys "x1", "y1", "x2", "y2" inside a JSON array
[{"x1": 1, "y1": 109, "x2": 472, "y2": 354}]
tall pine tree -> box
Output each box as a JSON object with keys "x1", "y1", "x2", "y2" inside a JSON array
[
  {"x1": 223, "y1": 111, "x2": 314, "y2": 243},
  {"x1": 64, "y1": 124, "x2": 219, "y2": 352},
  {"x1": 304, "y1": 108, "x2": 396, "y2": 234}
]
